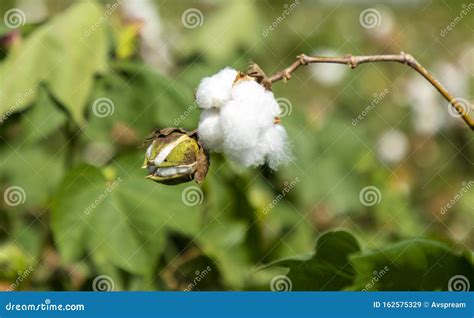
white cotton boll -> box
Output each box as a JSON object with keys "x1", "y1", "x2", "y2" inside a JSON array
[
  {"x1": 230, "y1": 80, "x2": 279, "y2": 127},
  {"x1": 195, "y1": 67, "x2": 238, "y2": 109},
  {"x1": 195, "y1": 67, "x2": 292, "y2": 170},
  {"x1": 232, "y1": 80, "x2": 280, "y2": 119},
  {"x1": 261, "y1": 125, "x2": 292, "y2": 170},
  {"x1": 197, "y1": 109, "x2": 224, "y2": 152},
  {"x1": 221, "y1": 124, "x2": 291, "y2": 169},
  {"x1": 223, "y1": 144, "x2": 266, "y2": 168},
  {"x1": 220, "y1": 99, "x2": 259, "y2": 152},
  {"x1": 231, "y1": 79, "x2": 266, "y2": 100}
]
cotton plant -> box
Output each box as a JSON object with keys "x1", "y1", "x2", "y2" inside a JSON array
[
  {"x1": 143, "y1": 65, "x2": 293, "y2": 185},
  {"x1": 143, "y1": 53, "x2": 473, "y2": 185}
]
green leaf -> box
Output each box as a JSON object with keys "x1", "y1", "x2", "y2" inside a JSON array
[
  {"x1": 21, "y1": 87, "x2": 67, "y2": 143},
  {"x1": 350, "y1": 239, "x2": 473, "y2": 291},
  {"x1": 264, "y1": 230, "x2": 360, "y2": 290},
  {"x1": 1, "y1": 145, "x2": 65, "y2": 209},
  {"x1": 0, "y1": 1, "x2": 107, "y2": 125},
  {"x1": 51, "y1": 152, "x2": 202, "y2": 276},
  {"x1": 84, "y1": 61, "x2": 195, "y2": 146},
  {"x1": 180, "y1": 0, "x2": 260, "y2": 63}
]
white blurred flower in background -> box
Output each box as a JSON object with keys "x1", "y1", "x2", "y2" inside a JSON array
[
  {"x1": 16, "y1": 0, "x2": 47, "y2": 23},
  {"x1": 309, "y1": 49, "x2": 347, "y2": 86},
  {"x1": 122, "y1": 0, "x2": 172, "y2": 72},
  {"x1": 83, "y1": 142, "x2": 115, "y2": 167},
  {"x1": 406, "y1": 75, "x2": 445, "y2": 134},
  {"x1": 376, "y1": 129, "x2": 408, "y2": 165},
  {"x1": 459, "y1": 45, "x2": 474, "y2": 74},
  {"x1": 364, "y1": 6, "x2": 395, "y2": 40}
]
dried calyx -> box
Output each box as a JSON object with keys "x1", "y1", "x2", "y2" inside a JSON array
[{"x1": 142, "y1": 128, "x2": 209, "y2": 185}]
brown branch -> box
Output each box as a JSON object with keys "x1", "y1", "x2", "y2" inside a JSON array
[{"x1": 266, "y1": 52, "x2": 473, "y2": 130}]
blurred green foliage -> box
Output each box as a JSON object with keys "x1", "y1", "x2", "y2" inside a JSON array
[{"x1": 0, "y1": 0, "x2": 472, "y2": 291}]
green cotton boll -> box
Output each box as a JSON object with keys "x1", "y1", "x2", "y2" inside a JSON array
[{"x1": 143, "y1": 128, "x2": 209, "y2": 185}]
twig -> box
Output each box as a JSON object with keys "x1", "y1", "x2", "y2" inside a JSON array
[{"x1": 266, "y1": 52, "x2": 473, "y2": 130}]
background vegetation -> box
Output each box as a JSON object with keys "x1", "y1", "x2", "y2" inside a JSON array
[{"x1": 0, "y1": 0, "x2": 472, "y2": 291}]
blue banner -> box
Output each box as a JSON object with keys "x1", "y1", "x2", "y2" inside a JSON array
[{"x1": 0, "y1": 292, "x2": 471, "y2": 317}]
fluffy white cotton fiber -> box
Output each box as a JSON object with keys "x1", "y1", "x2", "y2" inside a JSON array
[
  {"x1": 196, "y1": 68, "x2": 292, "y2": 170},
  {"x1": 195, "y1": 67, "x2": 238, "y2": 109},
  {"x1": 197, "y1": 109, "x2": 223, "y2": 151}
]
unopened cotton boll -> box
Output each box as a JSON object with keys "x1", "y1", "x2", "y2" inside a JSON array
[
  {"x1": 197, "y1": 109, "x2": 224, "y2": 152},
  {"x1": 195, "y1": 67, "x2": 238, "y2": 109}
]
